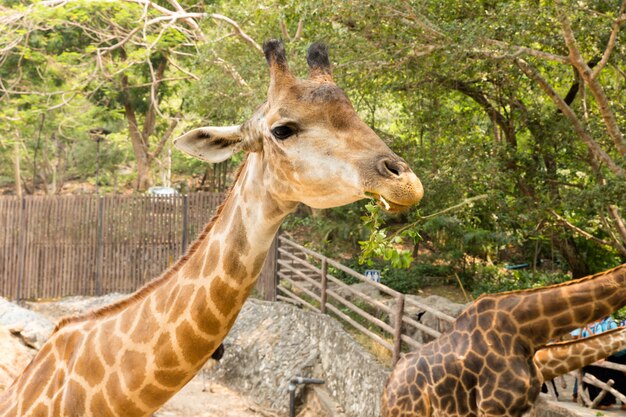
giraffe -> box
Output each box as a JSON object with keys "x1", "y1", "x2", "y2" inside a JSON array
[
  {"x1": 382, "y1": 263, "x2": 626, "y2": 417},
  {"x1": 0, "y1": 40, "x2": 423, "y2": 417},
  {"x1": 534, "y1": 326, "x2": 626, "y2": 381}
]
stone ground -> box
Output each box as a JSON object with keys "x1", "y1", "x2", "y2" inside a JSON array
[{"x1": 154, "y1": 376, "x2": 279, "y2": 417}]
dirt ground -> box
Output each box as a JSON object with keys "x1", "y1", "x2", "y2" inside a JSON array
[{"x1": 155, "y1": 374, "x2": 279, "y2": 417}]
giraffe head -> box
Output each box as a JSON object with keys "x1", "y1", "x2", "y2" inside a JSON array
[{"x1": 175, "y1": 40, "x2": 423, "y2": 212}]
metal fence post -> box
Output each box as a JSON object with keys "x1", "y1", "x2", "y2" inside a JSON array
[
  {"x1": 392, "y1": 293, "x2": 405, "y2": 365},
  {"x1": 320, "y1": 258, "x2": 328, "y2": 314}
]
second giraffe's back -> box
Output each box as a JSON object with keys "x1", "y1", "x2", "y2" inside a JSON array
[{"x1": 382, "y1": 263, "x2": 626, "y2": 417}]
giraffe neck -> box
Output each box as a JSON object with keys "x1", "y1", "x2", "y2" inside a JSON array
[
  {"x1": 500, "y1": 263, "x2": 626, "y2": 347},
  {"x1": 534, "y1": 327, "x2": 626, "y2": 381},
  {"x1": 0, "y1": 154, "x2": 297, "y2": 417},
  {"x1": 166, "y1": 152, "x2": 295, "y2": 360}
]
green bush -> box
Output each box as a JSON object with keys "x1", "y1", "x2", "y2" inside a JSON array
[{"x1": 470, "y1": 268, "x2": 571, "y2": 297}]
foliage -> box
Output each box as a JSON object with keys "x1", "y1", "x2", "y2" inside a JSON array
[
  {"x1": 614, "y1": 307, "x2": 626, "y2": 323},
  {"x1": 1, "y1": 0, "x2": 625, "y2": 293},
  {"x1": 469, "y1": 267, "x2": 571, "y2": 296}
]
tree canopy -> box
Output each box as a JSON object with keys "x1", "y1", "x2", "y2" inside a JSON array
[{"x1": 1, "y1": 0, "x2": 625, "y2": 287}]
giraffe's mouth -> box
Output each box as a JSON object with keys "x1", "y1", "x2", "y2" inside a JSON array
[{"x1": 366, "y1": 193, "x2": 412, "y2": 213}]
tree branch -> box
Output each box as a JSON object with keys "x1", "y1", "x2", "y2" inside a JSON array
[
  {"x1": 164, "y1": 0, "x2": 205, "y2": 41},
  {"x1": 515, "y1": 58, "x2": 625, "y2": 179},
  {"x1": 599, "y1": 209, "x2": 626, "y2": 257},
  {"x1": 440, "y1": 78, "x2": 516, "y2": 148},
  {"x1": 294, "y1": 19, "x2": 303, "y2": 41},
  {"x1": 121, "y1": 73, "x2": 148, "y2": 155},
  {"x1": 279, "y1": 20, "x2": 291, "y2": 41},
  {"x1": 121, "y1": 0, "x2": 203, "y2": 37},
  {"x1": 550, "y1": 210, "x2": 614, "y2": 248},
  {"x1": 209, "y1": 14, "x2": 262, "y2": 54},
  {"x1": 591, "y1": 0, "x2": 626, "y2": 79},
  {"x1": 148, "y1": 113, "x2": 180, "y2": 162},
  {"x1": 558, "y1": 7, "x2": 626, "y2": 157},
  {"x1": 482, "y1": 39, "x2": 570, "y2": 64},
  {"x1": 166, "y1": 56, "x2": 199, "y2": 80},
  {"x1": 210, "y1": 50, "x2": 251, "y2": 90},
  {"x1": 607, "y1": 205, "x2": 626, "y2": 247},
  {"x1": 142, "y1": 57, "x2": 168, "y2": 140},
  {"x1": 279, "y1": 19, "x2": 304, "y2": 42}
]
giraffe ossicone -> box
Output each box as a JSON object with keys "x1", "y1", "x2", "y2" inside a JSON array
[{"x1": 0, "y1": 40, "x2": 422, "y2": 417}]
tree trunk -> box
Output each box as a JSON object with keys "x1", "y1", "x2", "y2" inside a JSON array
[
  {"x1": 551, "y1": 234, "x2": 589, "y2": 278},
  {"x1": 121, "y1": 74, "x2": 153, "y2": 191},
  {"x1": 123, "y1": 101, "x2": 152, "y2": 191},
  {"x1": 53, "y1": 133, "x2": 65, "y2": 194},
  {"x1": 13, "y1": 140, "x2": 22, "y2": 198}
]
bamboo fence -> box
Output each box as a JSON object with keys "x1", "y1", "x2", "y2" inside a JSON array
[{"x1": 0, "y1": 193, "x2": 223, "y2": 300}]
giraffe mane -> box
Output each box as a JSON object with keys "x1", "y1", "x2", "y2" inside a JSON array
[
  {"x1": 475, "y1": 263, "x2": 626, "y2": 299},
  {"x1": 52, "y1": 157, "x2": 250, "y2": 333}
]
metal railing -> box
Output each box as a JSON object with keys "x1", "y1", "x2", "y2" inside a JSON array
[{"x1": 274, "y1": 236, "x2": 455, "y2": 365}]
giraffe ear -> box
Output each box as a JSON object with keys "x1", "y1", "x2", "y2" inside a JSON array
[{"x1": 174, "y1": 125, "x2": 242, "y2": 163}]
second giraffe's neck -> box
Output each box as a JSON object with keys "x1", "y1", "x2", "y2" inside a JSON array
[
  {"x1": 534, "y1": 327, "x2": 626, "y2": 380},
  {"x1": 491, "y1": 264, "x2": 626, "y2": 347}
]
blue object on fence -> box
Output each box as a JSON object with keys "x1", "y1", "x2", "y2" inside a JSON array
[
  {"x1": 504, "y1": 263, "x2": 530, "y2": 270},
  {"x1": 364, "y1": 269, "x2": 381, "y2": 283}
]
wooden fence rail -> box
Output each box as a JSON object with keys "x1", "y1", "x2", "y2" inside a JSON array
[
  {"x1": 0, "y1": 193, "x2": 223, "y2": 300},
  {"x1": 271, "y1": 235, "x2": 456, "y2": 365}
]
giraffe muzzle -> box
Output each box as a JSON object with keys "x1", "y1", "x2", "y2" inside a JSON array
[{"x1": 366, "y1": 156, "x2": 424, "y2": 213}]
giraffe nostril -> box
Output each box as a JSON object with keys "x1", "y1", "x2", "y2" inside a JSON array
[
  {"x1": 385, "y1": 161, "x2": 400, "y2": 176},
  {"x1": 377, "y1": 158, "x2": 405, "y2": 178}
]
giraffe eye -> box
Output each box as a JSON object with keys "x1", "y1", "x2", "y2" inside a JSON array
[{"x1": 271, "y1": 125, "x2": 296, "y2": 140}]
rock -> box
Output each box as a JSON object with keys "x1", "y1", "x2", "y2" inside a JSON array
[
  {"x1": 333, "y1": 282, "x2": 390, "y2": 304},
  {"x1": 0, "y1": 297, "x2": 54, "y2": 349},
  {"x1": 392, "y1": 295, "x2": 466, "y2": 344},
  {"x1": 208, "y1": 299, "x2": 389, "y2": 417},
  {"x1": 0, "y1": 325, "x2": 36, "y2": 392},
  {"x1": 24, "y1": 293, "x2": 127, "y2": 321}
]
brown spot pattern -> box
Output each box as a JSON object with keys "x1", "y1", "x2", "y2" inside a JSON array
[
  {"x1": 168, "y1": 284, "x2": 195, "y2": 322},
  {"x1": 190, "y1": 287, "x2": 222, "y2": 336},
  {"x1": 121, "y1": 350, "x2": 147, "y2": 392},
  {"x1": 202, "y1": 241, "x2": 221, "y2": 277},
  {"x1": 140, "y1": 383, "x2": 173, "y2": 409},
  {"x1": 91, "y1": 392, "x2": 115, "y2": 417},
  {"x1": 131, "y1": 301, "x2": 160, "y2": 344},
  {"x1": 105, "y1": 373, "x2": 144, "y2": 416},
  {"x1": 176, "y1": 320, "x2": 215, "y2": 365},
  {"x1": 63, "y1": 379, "x2": 86, "y2": 415},
  {"x1": 154, "y1": 332, "x2": 180, "y2": 368},
  {"x1": 154, "y1": 368, "x2": 187, "y2": 388},
  {"x1": 76, "y1": 334, "x2": 105, "y2": 386},
  {"x1": 19, "y1": 354, "x2": 55, "y2": 414},
  {"x1": 100, "y1": 319, "x2": 121, "y2": 366},
  {"x1": 210, "y1": 277, "x2": 239, "y2": 317}
]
